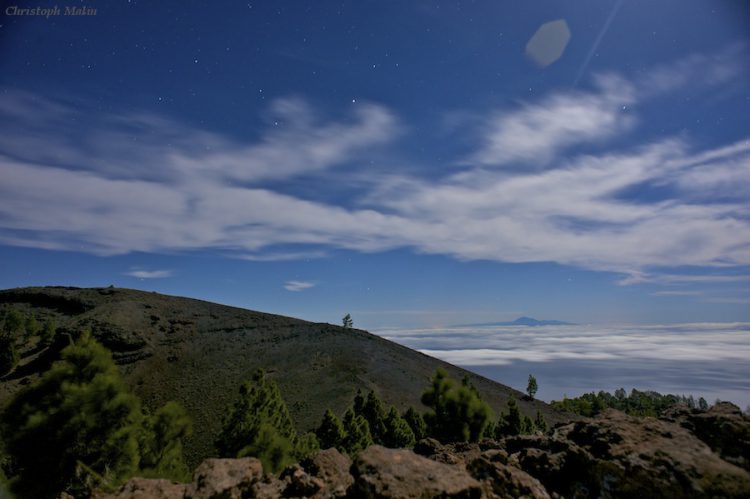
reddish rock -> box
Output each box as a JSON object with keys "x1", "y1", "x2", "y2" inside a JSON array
[
  {"x1": 298, "y1": 448, "x2": 353, "y2": 498},
  {"x1": 413, "y1": 438, "x2": 471, "y2": 466},
  {"x1": 350, "y1": 445, "x2": 483, "y2": 498},
  {"x1": 510, "y1": 409, "x2": 750, "y2": 498},
  {"x1": 94, "y1": 478, "x2": 188, "y2": 499},
  {"x1": 662, "y1": 401, "x2": 750, "y2": 471},
  {"x1": 187, "y1": 457, "x2": 263, "y2": 499},
  {"x1": 467, "y1": 457, "x2": 550, "y2": 499}
]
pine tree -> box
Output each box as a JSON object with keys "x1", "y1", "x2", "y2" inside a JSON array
[
  {"x1": 361, "y1": 391, "x2": 387, "y2": 444},
  {"x1": 353, "y1": 388, "x2": 366, "y2": 415},
  {"x1": 383, "y1": 407, "x2": 415, "y2": 448},
  {"x1": 402, "y1": 407, "x2": 427, "y2": 441},
  {"x1": 293, "y1": 432, "x2": 320, "y2": 460},
  {"x1": 239, "y1": 423, "x2": 296, "y2": 473},
  {"x1": 41, "y1": 319, "x2": 56, "y2": 346},
  {"x1": 316, "y1": 409, "x2": 347, "y2": 451},
  {"x1": 140, "y1": 401, "x2": 193, "y2": 481},
  {"x1": 522, "y1": 415, "x2": 535, "y2": 434},
  {"x1": 534, "y1": 410, "x2": 548, "y2": 433},
  {"x1": 496, "y1": 397, "x2": 523, "y2": 437},
  {"x1": 2, "y1": 307, "x2": 23, "y2": 335},
  {"x1": 526, "y1": 374, "x2": 538, "y2": 399},
  {"x1": 698, "y1": 397, "x2": 709, "y2": 411},
  {"x1": 421, "y1": 369, "x2": 493, "y2": 443},
  {"x1": 2, "y1": 331, "x2": 142, "y2": 497},
  {"x1": 0, "y1": 332, "x2": 18, "y2": 375},
  {"x1": 342, "y1": 313, "x2": 353, "y2": 328},
  {"x1": 342, "y1": 409, "x2": 373, "y2": 455},
  {"x1": 24, "y1": 315, "x2": 40, "y2": 339},
  {"x1": 215, "y1": 369, "x2": 298, "y2": 473}
]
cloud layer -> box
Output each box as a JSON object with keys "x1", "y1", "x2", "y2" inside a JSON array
[
  {"x1": 377, "y1": 322, "x2": 750, "y2": 366},
  {"x1": 1, "y1": 47, "x2": 748, "y2": 283},
  {"x1": 375, "y1": 322, "x2": 750, "y2": 407}
]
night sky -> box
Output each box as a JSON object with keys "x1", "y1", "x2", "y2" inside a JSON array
[{"x1": 1, "y1": 0, "x2": 749, "y2": 329}]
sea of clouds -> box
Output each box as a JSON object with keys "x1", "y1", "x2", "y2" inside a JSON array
[{"x1": 375, "y1": 323, "x2": 750, "y2": 409}]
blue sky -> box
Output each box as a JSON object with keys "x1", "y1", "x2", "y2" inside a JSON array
[{"x1": 1, "y1": 0, "x2": 749, "y2": 329}]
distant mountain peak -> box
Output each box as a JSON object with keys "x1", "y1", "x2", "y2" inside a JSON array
[
  {"x1": 452, "y1": 316, "x2": 575, "y2": 327},
  {"x1": 511, "y1": 316, "x2": 574, "y2": 326}
]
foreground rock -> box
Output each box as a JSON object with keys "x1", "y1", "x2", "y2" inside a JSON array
[
  {"x1": 504, "y1": 409, "x2": 750, "y2": 498},
  {"x1": 350, "y1": 445, "x2": 483, "y2": 498},
  {"x1": 662, "y1": 401, "x2": 750, "y2": 471},
  {"x1": 99, "y1": 404, "x2": 750, "y2": 498}
]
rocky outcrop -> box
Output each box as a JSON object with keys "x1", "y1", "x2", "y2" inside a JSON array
[
  {"x1": 99, "y1": 404, "x2": 750, "y2": 499},
  {"x1": 93, "y1": 478, "x2": 188, "y2": 498},
  {"x1": 349, "y1": 445, "x2": 483, "y2": 498},
  {"x1": 189, "y1": 457, "x2": 264, "y2": 498},
  {"x1": 662, "y1": 401, "x2": 750, "y2": 471},
  {"x1": 505, "y1": 408, "x2": 750, "y2": 498}
]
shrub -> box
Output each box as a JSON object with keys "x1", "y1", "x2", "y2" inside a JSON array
[
  {"x1": 342, "y1": 409, "x2": 372, "y2": 455},
  {"x1": 402, "y1": 407, "x2": 427, "y2": 441},
  {"x1": 3, "y1": 331, "x2": 142, "y2": 497},
  {"x1": 316, "y1": 409, "x2": 347, "y2": 451},
  {"x1": 421, "y1": 369, "x2": 494, "y2": 443},
  {"x1": 216, "y1": 369, "x2": 316, "y2": 473},
  {"x1": 383, "y1": 407, "x2": 415, "y2": 448},
  {"x1": 0, "y1": 334, "x2": 17, "y2": 376}
]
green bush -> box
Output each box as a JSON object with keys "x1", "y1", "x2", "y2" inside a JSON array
[
  {"x1": 0, "y1": 334, "x2": 17, "y2": 376},
  {"x1": 358, "y1": 391, "x2": 387, "y2": 443},
  {"x1": 1, "y1": 331, "x2": 191, "y2": 498},
  {"x1": 140, "y1": 401, "x2": 193, "y2": 481},
  {"x1": 342, "y1": 409, "x2": 373, "y2": 455},
  {"x1": 3, "y1": 331, "x2": 142, "y2": 497},
  {"x1": 41, "y1": 320, "x2": 56, "y2": 346},
  {"x1": 2, "y1": 307, "x2": 23, "y2": 335},
  {"x1": 495, "y1": 396, "x2": 523, "y2": 437},
  {"x1": 24, "y1": 316, "x2": 40, "y2": 339},
  {"x1": 216, "y1": 369, "x2": 317, "y2": 473},
  {"x1": 550, "y1": 388, "x2": 710, "y2": 417},
  {"x1": 402, "y1": 407, "x2": 427, "y2": 441},
  {"x1": 316, "y1": 409, "x2": 347, "y2": 451},
  {"x1": 383, "y1": 407, "x2": 415, "y2": 448},
  {"x1": 421, "y1": 369, "x2": 494, "y2": 443}
]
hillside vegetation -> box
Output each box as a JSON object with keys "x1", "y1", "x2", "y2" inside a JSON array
[{"x1": 0, "y1": 286, "x2": 566, "y2": 466}]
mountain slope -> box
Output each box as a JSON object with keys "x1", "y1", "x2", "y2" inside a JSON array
[{"x1": 0, "y1": 286, "x2": 568, "y2": 466}]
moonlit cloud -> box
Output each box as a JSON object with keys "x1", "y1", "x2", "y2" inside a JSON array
[
  {"x1": 0, "y1": 47, "x2": 748, "y2": 286},
  {"x1": 375, "y1": 322, "x2": 750, "y2": 406},
  {"x1": 125, "y1": 269, "x2": 173, "y2": 279},
  {"x1": 472, "y1": 74, "x2": 636, "y2": 167},
  {"x1": 239, "y1": 250, "x2": 329, "y2": 262},
  {"x1": 618, "y1": 272, "x2": 750, "y2": 286},
  {"x1": 650, "y1": 290, "x2": 703, "y2": 297},
  {"x1": 283, "y1": 280, "x2": 315, "y2": 292},
  {"x1": 376, "y1": 323, "x2": 750, "y2": 366}
]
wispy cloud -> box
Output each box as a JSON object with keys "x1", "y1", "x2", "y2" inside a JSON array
[
  {"x1": 650, "y1": 290, "x2": 703, "y2": 297},
  {"x1": 125, "y1": 269, "x2": 173, "y2": 279},
  {"x1": 619, "y1": 272, "x2": 750, "y2": 286},
  {"x1": 239, "y1": 250, "x2": 329, "y2": 262},
  {"x1": 472, "y1": 74, "x2": 636, "y2": 167},
  {"x1": 703, "y1": 297, "x2": 750, "y2": 305},
  {"x1": 283, "y1": 280, "x2": 315, "y2": 292},
  {"x1": 0, "y1": 46, "x2": 748, "y2": 287}
]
